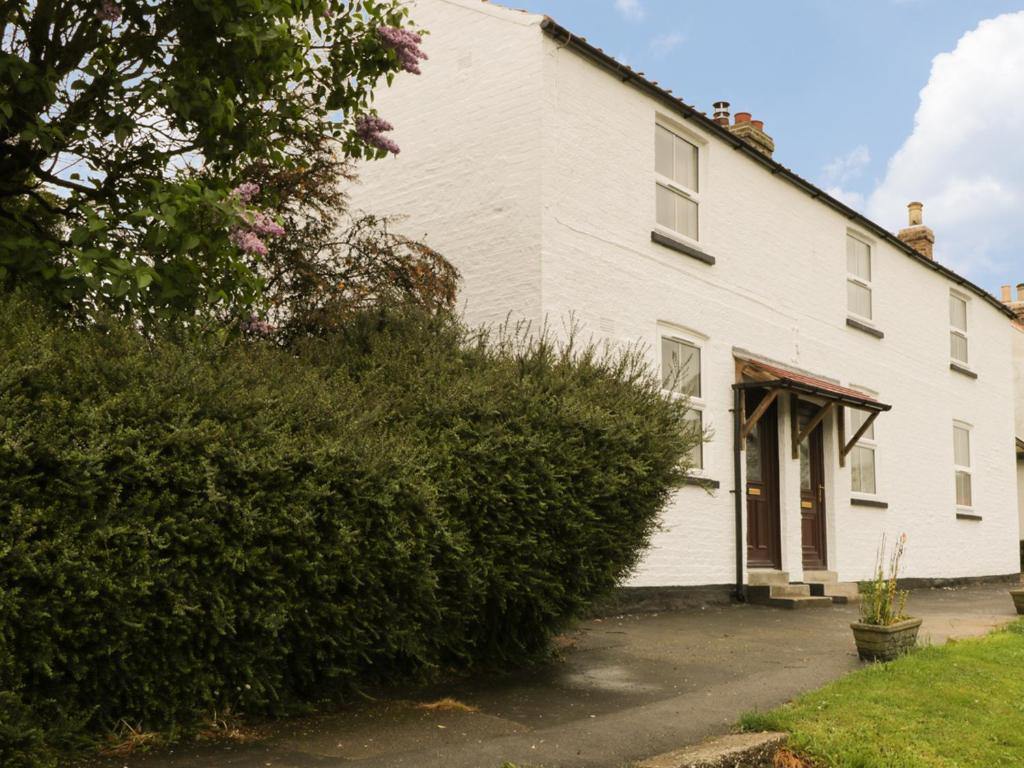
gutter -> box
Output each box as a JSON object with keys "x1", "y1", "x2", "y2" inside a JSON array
[{"x1": 538, "y1": 18, "x2": 1015, "y2": 321}]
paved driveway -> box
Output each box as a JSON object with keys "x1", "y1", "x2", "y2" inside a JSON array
[{"x1": 92, "y1": 584, "x2": 1019, "y2": 768}]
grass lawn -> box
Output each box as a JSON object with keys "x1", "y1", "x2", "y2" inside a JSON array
[{"x1": 741, "y1": 620, "x2": 1024, "y2": 768}]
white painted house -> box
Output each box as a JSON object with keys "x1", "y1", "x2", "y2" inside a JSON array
[{"x1": 352, "y1": 0, "x2": 1021, "y2": 601}]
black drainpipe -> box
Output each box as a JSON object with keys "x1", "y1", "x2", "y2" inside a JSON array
[{"x1": 732, "y1": 385, "x2": 745, "y2": 602}]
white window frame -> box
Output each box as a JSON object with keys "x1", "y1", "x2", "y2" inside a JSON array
[
  {"x1": 950, "y1": 291, "x2": 970, "y2": 367},
  {"x1": 654, "y1": 118, "x2": 703, "y2": 245},
  {"x1": 658, "y1": 325, "x2": 707, "y2": 474},
  {"x1": 846, "y1": 232, "x2": 873, "y2": 322},
  {"x1": 848, "y1": 405, "x2": 879, "y2": 498},
  {"x1": 953, "y1": 420, "x2": 973, "y2": 510}
]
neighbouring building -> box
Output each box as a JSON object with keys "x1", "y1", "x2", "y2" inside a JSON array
[
  {"x1": 999, "y1": 285, "x2": 1024, "y2": 567},
  {"x1": 352, "y1": 0, "x2": 1021, "y2": 602}
]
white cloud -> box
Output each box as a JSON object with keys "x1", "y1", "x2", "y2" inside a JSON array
[
  {"x1": 866, "y1": 11, "x2": 1024, "y2": 280},
  {"x1": 822, "y1": 145, "x2": 871, "y2": 187},
  {"x1": 650, "y1": 32, "x2": 683, "y2": 56},
  {"x1": 614, "y1": 0, "x2": 644, "y2": 21}
]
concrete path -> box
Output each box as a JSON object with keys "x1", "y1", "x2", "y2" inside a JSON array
[{"x1": 92, "y1": 584, "x2": 1019, "y2": 768}]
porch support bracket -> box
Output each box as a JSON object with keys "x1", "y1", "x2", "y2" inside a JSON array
[
  {"x1": 840, "y1": 409, "x2": 880, "y2": 461},
  {"x1": 791, "y1": 401, "x2": 833, "y2": 459},
  {"x1": 740, "y1": 387, "x2": 781, "y2": 449}
]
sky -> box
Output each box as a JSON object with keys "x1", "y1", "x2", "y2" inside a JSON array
[{"x1": 508, "y1": 0, "x2": 1024, "y2": 295}]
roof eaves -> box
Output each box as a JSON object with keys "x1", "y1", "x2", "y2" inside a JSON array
[{"x1": 538, "y1": 17, "x2": 1014, "y2": 320}]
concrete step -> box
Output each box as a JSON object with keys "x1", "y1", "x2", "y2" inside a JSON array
[
  {"x1": 769, "y1": 583, "x2": 811, "y2": 598},
  {"x1": 747, "y1": 569, "x2": 789, "y2": 587},
  {"x1": 803, "y1": 569, "x2": 838, "y2": 583},
  {"x1": 807, "y1": 581, "x2": 861, "y2": 604},
  {"x1": 765, "y1": 594, "x2": 835, "y2": 610}
]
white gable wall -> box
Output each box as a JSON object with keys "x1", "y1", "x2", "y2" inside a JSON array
[{"x1": 349, "y1": 0, "x2": 547, "y2": 329}]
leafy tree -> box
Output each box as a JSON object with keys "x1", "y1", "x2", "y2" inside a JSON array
[{"x1": 0, "y1": 0, "x2": 428, "y2": 324}]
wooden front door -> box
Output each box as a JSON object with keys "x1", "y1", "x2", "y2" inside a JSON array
[
  {"x1": 798, "y1": 402, "x2": 828, "y2": 569},
  {"x1": 746, "y1": 391, "x2": 781, "y2": 569}
]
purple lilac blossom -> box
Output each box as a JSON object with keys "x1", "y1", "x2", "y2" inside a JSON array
[
  {"x1": 230, "y1": 229, "x2": 268, "y2": 257},
  {"x1": 232, "y1": 182, "x2": 260, "y2": 203},
  {"x1": 356, "y1": 115, "x2": 400, "y2": 154},
  {"x1": 249, "y1": 212, "x2": 286, "y2": 237},
  {"x1": 377, "y1": 26, "x2": 429, "y2": 75}
]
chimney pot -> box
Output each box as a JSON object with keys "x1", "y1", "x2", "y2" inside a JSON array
[
  {"x1": 712, "y1": 100, "x2": 730, "y2": 127},
  {"x1": 734, "y1": 111, "x2": 752, "y2": 124},
  {"x1": 907, "y1": 201, "x2": 923, "y2": 226},
  {"x1": 897, "y1": 201, "x2": 934, "y2": 260},
  {"x1": 751, "y1": 119, "x2": 764, "y2": 130},
  {"x1": 1002, "y1": 285, "x2": 1012, "y2": 302},
  {"x1": 1018, "y1": 283, "x2": 1024, "y2": 302}
]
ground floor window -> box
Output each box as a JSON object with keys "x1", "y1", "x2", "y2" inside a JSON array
[
  {"x1": 953, "y1": 421, "x2": 972, "y2": 507},
  {"x1": 848, "y1": 407, "x2": 877, "y2": 494},
  {"x1": 660, "y1": 333, "x2": 704, "y2": 470}
]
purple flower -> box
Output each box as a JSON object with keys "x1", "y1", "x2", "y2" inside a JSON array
[
  {"x1": 356, "y1": 115, "x2": 400, "y2": 154},
  {"x1": 230, "y1": 229, "x2": 268, "y2": 256},
  {"x1": 97, "y1": 0, "x2": 121, "y2": 21},
  {"x1": 232, "y1": 182, "x2": 260, "y2": 204},
  {"x1": 377, "y1": 26, "x2": 429, "y2": 75},
  {"x1": 249, "y1": 212, "x2": 286, "y2": 237}
]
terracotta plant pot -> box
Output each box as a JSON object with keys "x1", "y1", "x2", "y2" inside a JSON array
[
  {"x1": 1010, "y1": 588, "x2": 1024, "y2": 615},
  {"x1": 850, "y1": 617, "x2": 922, "y2": 662}
]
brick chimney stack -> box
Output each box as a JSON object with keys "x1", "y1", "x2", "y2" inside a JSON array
[
  {"x1": 897, "y1": 201, "x2": 935, "y2": 260},
  {"x1": 1000, "y1": 283, "x2": 1024, "y2": 322},
  {"x1": 726, "y1": 108, "x2": 774, "y2": 158}
]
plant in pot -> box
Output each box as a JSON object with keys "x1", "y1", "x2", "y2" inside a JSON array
[{"x1": 851, "y1": 533, "x2": 921, "y2": 662}]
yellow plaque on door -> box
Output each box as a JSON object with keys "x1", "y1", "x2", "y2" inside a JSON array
[
  {"x1": 748, "y1": 487, "x2": 761, "y2": 496},
  {"x1": 801, "y1": 500, "x2": 813, "y2": 509}
]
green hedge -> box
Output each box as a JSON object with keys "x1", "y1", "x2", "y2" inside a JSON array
[{"x1": 0, "y1": 295, "x2": 694, "y2": 766}]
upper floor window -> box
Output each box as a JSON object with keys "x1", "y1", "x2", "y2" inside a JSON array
[
  {"x1": 848, "y1": 407, "x2": 877, "y2": 495},
  {"x1": 846, "y1": 234, "x2": 872, "y2": 320},
  {"x1": 655, "y1": 123, "x2": 699, "y2": 241},
  {"x1": 950, "y1": 293, "x2": 969, "y2": 365},
  {"x1": 953, "y1": 422, "x2": 972, "y2": 507},
  {"x1": 661, "y1": 335, "x2": 703, "y2": 469}
]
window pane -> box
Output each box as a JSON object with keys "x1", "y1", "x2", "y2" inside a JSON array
[
  {"x1": 956, "y1": 470, "x2": 972, "y2": 507},
  {"x1": 746, "y1": 425, "x2": 761, "y2": 483},
  {"x1": 674, "y1": 135, "x2": 698, "y2": 191},
  {"x1": 951, "y1": 331, "x2": 968, "y2": 364},
  {"x1": 950, "y1": 295, "x2": 967, "y2": 331},
  {"x1": 953, "y1": 425, "x2": 971, "y2": 467},
  {"x1": 656, "y1": 184, "x2": 674, "y2": 228},
  {"x1": 661, "y1": 337, "x2": 700, "y2": 397},
  {"x1": 851, "y1": 446, "x2": 876, "y2": 494},
  {"x1": 847, "y1": 279, "x2": 872, "y2": 319},
  {"x1": 846, "y1": 236, "x2": 871, "y2": 281},
  {"x1": 676, "y1": 194, "x2": 698, "y2": 239},
  {"x1": 655, "y1": 125, "x2": 674, "y2": 178},
  {"x1": 684, "y1": 409, "x2": 703, "y2": 469},
  {"x1": 849, "y1": 408, "x2": 875, "y2": 440}
]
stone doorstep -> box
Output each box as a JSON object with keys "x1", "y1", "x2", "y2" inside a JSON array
[
  {"x1": 636, "y1": 731, "x2": 788, "y2": 768},
  {"x1": 746, "y1": 570, "x2": 789, "y2": 587},
  {"x1": 802, "y1": 569, "x2": 837, "y2": 583},
  {"x1": 807, "y1": 581, "x2": 861, "y2": 604}
]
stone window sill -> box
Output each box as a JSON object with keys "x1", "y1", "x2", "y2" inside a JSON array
[
  {"x1": 851, "y1": 497, "x2": 888, "y2": 509},
  {"x1": 682, "y1": 475, "x2": 721, "y2": 489},
  {"x1": 956, "y1": 511, "x2": 982, "y2": 521},
  {"x1": 651, "y1": 231, "x2": 716, "y2": 265},
  {"x1": 950, "y1": 362, "x2": 978, "y2": 379},
  {"x1": 846, "y1": 317, "x2": 884, "y2": 339}
]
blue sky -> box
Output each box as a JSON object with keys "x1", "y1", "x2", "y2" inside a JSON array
[{"x1": 510, "y1": 0, "x2": 1024, "y2": 295}]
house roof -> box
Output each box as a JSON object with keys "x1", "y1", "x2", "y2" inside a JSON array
[{"x1": 537, "y1": 17, "x2": 1015, "y2": 321}]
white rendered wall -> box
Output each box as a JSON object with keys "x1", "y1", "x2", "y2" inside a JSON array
[
  {"x1": 348, "y1": 0, "x2": 546, "y2": 330},
  {"x1": 353, "y1": 0, "x2": 1020, "y2": 586},
  {"x1": 1014, "y1": 325, "x2": 1024, "y2": 542},
  {"x1": 537, "y1": 31, "x2": 1019, "y2": 586}
]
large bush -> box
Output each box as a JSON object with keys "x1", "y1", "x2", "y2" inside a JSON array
[{"x1": 0, "y1": 295, "x2": 694, "y2": 766}]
